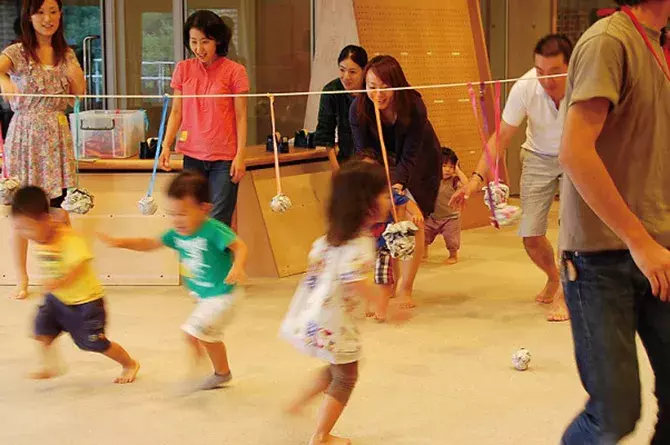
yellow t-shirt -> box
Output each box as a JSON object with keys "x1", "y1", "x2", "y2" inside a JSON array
[{"x1": 36, "y1": 228, "x2": 104, "y2": 305}]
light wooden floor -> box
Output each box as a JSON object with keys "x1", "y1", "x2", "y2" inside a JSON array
[{"x1": 0, "y1": 206, "x2": 657, "y2": 444}]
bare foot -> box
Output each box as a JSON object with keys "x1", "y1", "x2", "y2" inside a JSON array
[
  {"x1": 364, "y1": 311, "x2": 376, "y2": 318},
  {"x1": 12, "y1": 282, "x2": 28, "y2": 300},
  {"x1": 29, "y1": 368, "x2": 63, "y2": 380},
  {"x1": 444, "y1": 257, "x2": 458, "y2": 265},
  {"x1": 374, "y1": 312, "x2": 387, "y2": 323},
  {"x1": 399, "y1": 300, "x2": 416, "y2": 309},
  {"x1": 547, "y1": 298, "x2": 570, "y2": 322},
  {"x1": 535, "y1": 280, "x2": 559, "y2": 305},
  {"x1": 309, "y1": 434, "x2": 352, "y2": 445},
  {"x1": 114, "y1": 360, "x2": 140, "y2": 384}
]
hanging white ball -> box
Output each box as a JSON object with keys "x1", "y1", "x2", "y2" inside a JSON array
[
  {"x1": 382, "y1": 220, "x2": 419, "y2": 260},
  {"x1": 512, "y1": 348, "x2": 531, "y2": 371},
  {"x1": 270, "y1": 193, "x2": 292, "y2": 213},
  {"x1": 0, "y1": 176, "x2": 21, "y2": 205},
  {"x1": 138, "y1": 196, "x2": 158, "y2": 215},
  {"x1": 61, "y1": 188, "x2": 94, "y2": 215}
]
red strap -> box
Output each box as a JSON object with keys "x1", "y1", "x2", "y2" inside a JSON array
[{"x1": 621, "y1": 7, "x2": 670, "y2": 81}]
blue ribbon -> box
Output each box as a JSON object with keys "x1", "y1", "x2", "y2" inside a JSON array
[{"x1": 148, "y1": 95, "x2": 170, "y2": 197}]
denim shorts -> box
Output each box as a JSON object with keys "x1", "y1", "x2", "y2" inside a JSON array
[{"x1": 34, "y1": 294, "x2": 111, "y2": 353}]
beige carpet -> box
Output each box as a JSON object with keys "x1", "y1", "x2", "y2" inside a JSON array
[{"x1": 0, "y1": 209, "x2": 657, "y2": 444}]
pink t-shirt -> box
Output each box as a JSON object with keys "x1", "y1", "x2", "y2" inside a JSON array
[{"x1": 171, "y1": 57, "x2": 249, "y2": 161}]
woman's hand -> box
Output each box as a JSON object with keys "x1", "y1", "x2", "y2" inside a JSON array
[
  {"x1": 159, "y1": 147, "x2": 172, "y2": 171},
  {"x1": 392, "y1": 183, "x2": 404, "y2": 194},
  {"x1": 0, "y1": 76, "x2": 17, "y2": 99},
  {"x1": 230, "y1": 154, "x2": 246, "y2": 184}
]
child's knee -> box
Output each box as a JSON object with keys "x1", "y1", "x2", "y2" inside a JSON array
[{"x1": 326, "y1": 362, "x2": 359, "y2": 405}]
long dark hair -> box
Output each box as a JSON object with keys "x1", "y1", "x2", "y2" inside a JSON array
[
  {"x1": 184, "y1": 10, "x2": 232, "y2": 57},
  {"x1": 20, "y1": 0, "x2": 69, "y2": 66},
  {"x1": 356, "y1": 55, "x2": 418, "y2": 135},
  {"x1": 326, "y1": 160, "x2": 386, "y2": 247}
]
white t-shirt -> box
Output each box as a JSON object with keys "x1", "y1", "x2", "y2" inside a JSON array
[
  {"x1": 502, "y1": 68, "x2": 566, "y2": 156},
  {"x1": 280, "y1": 235, "x2": 375, "y2": 365}
]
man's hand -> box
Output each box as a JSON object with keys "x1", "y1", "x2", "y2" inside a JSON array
[{"x1": 629, "y1": 237, "x2": 670, "y2": 302}]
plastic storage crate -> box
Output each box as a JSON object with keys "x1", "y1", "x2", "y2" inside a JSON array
[{"x1": 69, "y1": 110, "x2": 146, "y2": 159}]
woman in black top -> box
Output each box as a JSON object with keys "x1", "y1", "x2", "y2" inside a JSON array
[
  {"x1": 313, "y1": 45, "x2": 368, "y2": 170},
  {"x1": 350, "y1": 55, "x2": 443, "y2": 308}
]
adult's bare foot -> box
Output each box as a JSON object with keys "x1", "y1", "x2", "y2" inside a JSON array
[
  {"x1": 535, "y1": 280, "x2": 559, "y2": 305},
  {"x1": 547, "y1": 292, "x2": 570, "y2": 322},
  {"x1": 114, "y1": 360, "x2": 140, "y2": 384},
  {"x1": 309, "y1": 434, "x2": 352, "y2": 445}
]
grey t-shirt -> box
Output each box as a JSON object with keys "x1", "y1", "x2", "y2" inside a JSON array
[
  {"x1": 431, "y1": 178, "x2": 461, "y2": 221},
  {"x1": 559, "y1": 12, "x2": 670, "y2": 252}
]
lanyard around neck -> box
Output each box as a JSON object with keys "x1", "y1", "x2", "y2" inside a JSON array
[{"x1": 620, "y1": 7, "x2": 670, "y2": 81}]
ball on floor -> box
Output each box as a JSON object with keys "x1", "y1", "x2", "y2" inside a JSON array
[{"x1": 512, "y1": 348, "x2": 531, "y2": 371}]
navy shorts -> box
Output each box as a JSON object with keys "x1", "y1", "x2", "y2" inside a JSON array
[{"x1": 34, "y1": 294, "x2": 111, "y2": 353}]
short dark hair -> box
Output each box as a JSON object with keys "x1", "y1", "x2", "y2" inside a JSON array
[
  {"x1": 11, "y1": 186, "x2": 50, "y2": 219},
  {"x1": 338, "y1": 45, "x2": 368, "y2": 69},
  {"x1": 326, "y1": 160, "x2": 387, "y2": 247},
  {"x1": 167, "y1": 170, "x2": 210, "y2": 204},
  {"x1": 614, "y1": 0, "x2": 646, "y2": 5},
  {"x1": 534, "y1": 34, "x2": 573, "y2": 64},
  {"x1": 442, "y1": 147, "x2": 458, "y2": 165},
  {"x1": 184, "y1": 10, "x2": 232, "y2": 57}
]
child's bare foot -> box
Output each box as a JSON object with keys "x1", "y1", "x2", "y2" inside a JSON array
[
  {"x1": 535, "y1": 280, "x2": 559, "y2": 304},
  {"x1": 114, "y1": 360, "x2": 140, "y2": 384},
  {"x1": 444, "y1": 256, "x2": 458, "y2": 265},
  {"x1": 364, "y1": 311, "x2": 376, "y2": 318},
  {"x1": 12, "y1": 281, "x2": 28, "y2": 300},
  {"x1": 374, "y1": 312, "x2": 387, "y2": 323},
  {"x1": 309, "y1": 434, "x2": 352, "y2": 445},
  {"x1": 29, "y1": 367, "x2": 64, "y2": 380}
]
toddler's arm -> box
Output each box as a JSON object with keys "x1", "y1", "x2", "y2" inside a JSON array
[
  {"x1": 43, "y1": 260, "x2": 90, "y2": 293},
  {"x1": 455, "y1": 163, "x2": 469, "y2": 186},
  {"x1": 98, "y1": 233, "x2": 164, "y2": 252},
  {"x1": 225, "y1": 238, "x2": 248, "y2": 285}
]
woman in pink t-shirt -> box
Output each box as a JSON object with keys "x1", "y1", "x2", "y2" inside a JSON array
[{"x1": 160, "y1": 10, "x2": 249, "y2": 226}]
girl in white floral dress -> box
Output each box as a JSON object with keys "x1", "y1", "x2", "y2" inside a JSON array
[
  {"x1": 0, "y1": 0, "x2": 85, "y2": 299},
  {"x1": 281, "y1": 161, "x2": 405, "y2": 445}
]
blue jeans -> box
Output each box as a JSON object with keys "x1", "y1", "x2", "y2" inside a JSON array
[
  {"x1": 561, "y1": 250, "x2": 670, "y2": 445},
  {"x1": 183, "y1": 156, "x2": 238, "y2": 226}
]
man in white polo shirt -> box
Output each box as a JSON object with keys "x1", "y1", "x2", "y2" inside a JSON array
[{"x1": 452, "y1": 34, "x2": 573, "y2": 322}]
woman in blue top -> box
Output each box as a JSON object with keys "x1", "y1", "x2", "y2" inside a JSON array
[{"x1": 313, "y1": 45, "x2": 368, "y2": 170}]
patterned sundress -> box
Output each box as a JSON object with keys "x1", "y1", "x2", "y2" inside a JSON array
[{"x1": 2, "y1": 43, "x2": 77, "y2": 200}]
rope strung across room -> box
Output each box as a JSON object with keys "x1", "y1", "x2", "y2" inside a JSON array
[
  {"x1": 139, "y1": 94, "x2": 171, "y2": 215},
  {"x1": 0, "y1": 73, "x2": 568, "y2": 100}
]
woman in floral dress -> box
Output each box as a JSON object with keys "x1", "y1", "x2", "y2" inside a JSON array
[{"x1": 0, "y1": 0, "x2": 85, "y2": 299}]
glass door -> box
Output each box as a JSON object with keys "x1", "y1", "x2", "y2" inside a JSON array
[{"x1": 62, "y1": 0, "x2": 105, "y2": 110}]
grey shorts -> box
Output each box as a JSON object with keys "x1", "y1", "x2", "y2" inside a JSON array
[{"x1": 519, "y1": 149, "x2": 562, "y2": 238}]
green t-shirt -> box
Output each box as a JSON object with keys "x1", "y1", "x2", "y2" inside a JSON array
[{"x1": 162, "y1": 219, "x2": 237, "y2": 298}]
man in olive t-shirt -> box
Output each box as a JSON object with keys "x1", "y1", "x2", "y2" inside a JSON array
[{"x1": 558, "y1": 0, "x2": 670, "y2": 443}]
